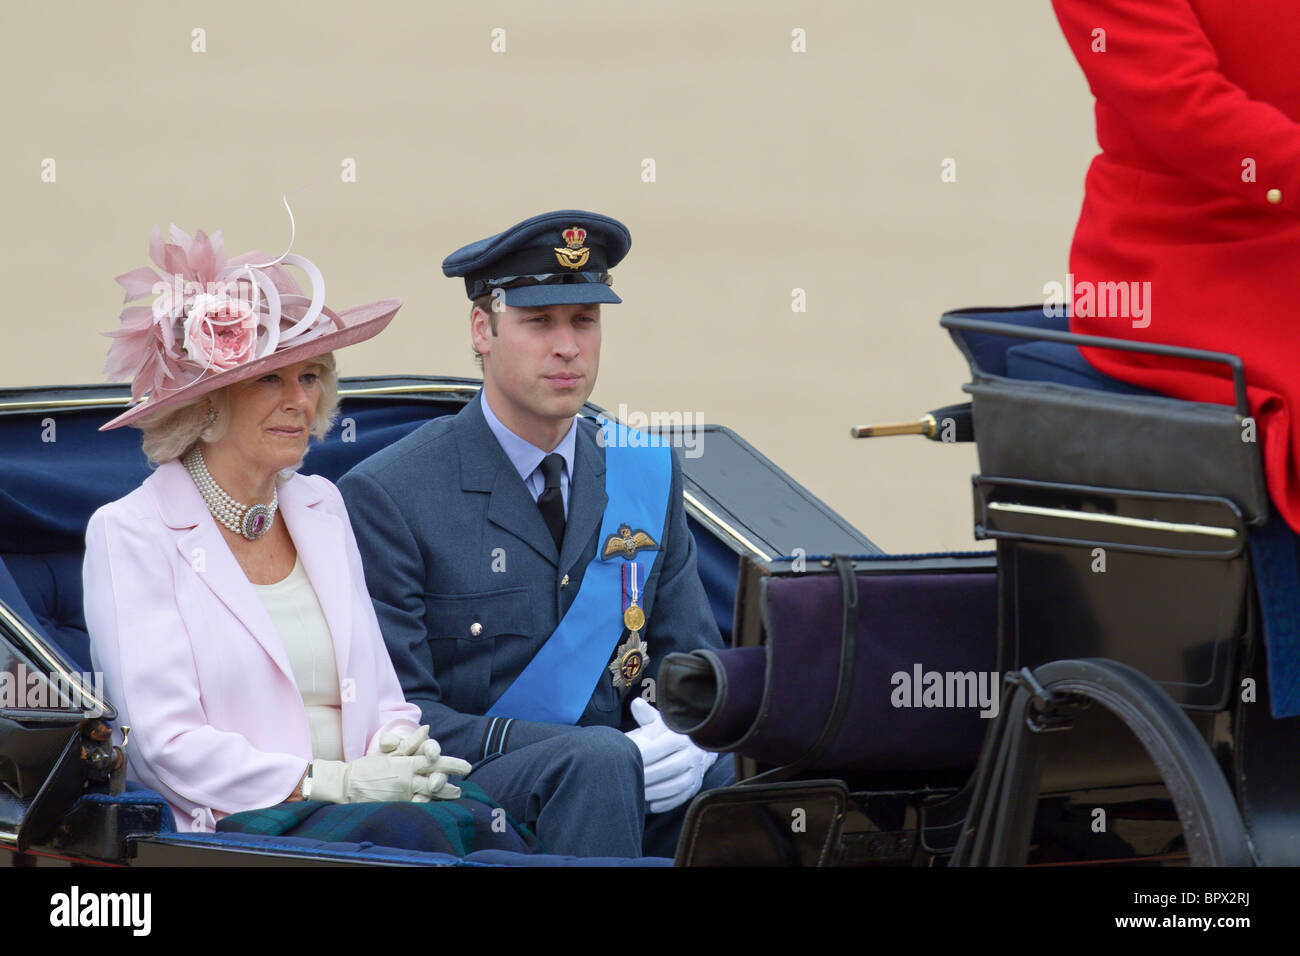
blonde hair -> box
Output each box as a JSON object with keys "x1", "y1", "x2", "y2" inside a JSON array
[{"x1": 137, "y1": 352, "x2": 341, "y2": 466}]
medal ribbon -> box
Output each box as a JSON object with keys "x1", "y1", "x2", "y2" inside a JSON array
[{"x1": 622, "y1": 561, "x2": 640, "y2": 624}]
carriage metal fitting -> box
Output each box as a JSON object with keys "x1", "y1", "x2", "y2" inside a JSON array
[{"x1": 1004, "y1": 667, "x2": 1086, "y2": 733}]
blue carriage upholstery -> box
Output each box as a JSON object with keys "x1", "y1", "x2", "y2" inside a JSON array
[
  {"x1": 0, "y1": 547, "x2": 47, "y2": 650},
  {"x1": 69, "y1": 791, "x2": 667, "y2": 867},
  {"x1": 155, "y1": 830, "x2": 669, "y2": 866},
  {"x1": 65, "y1": 790, "x2": 665, "y2": 863},
  {"x1": 951, "y1": 303, "x2": 1158, "y2": 394},
  {"x1": 955, "y1": 305, "x2": 1300, "y2": 718}
]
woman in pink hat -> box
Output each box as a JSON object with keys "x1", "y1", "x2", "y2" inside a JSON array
[{"x1": 83, "y1": 224, "x2": 537, "y2": 855}]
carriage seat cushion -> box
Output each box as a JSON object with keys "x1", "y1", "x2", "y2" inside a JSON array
[
  {"x1": 1004, "y1": 341, "x2": 1158, "y2": 396},
  {"x1": 950, "y1": 304, "x2": 1157, "y2": 397},
  {"x1": 1, "y1": 551, "x2": 90, "y2": 671}
]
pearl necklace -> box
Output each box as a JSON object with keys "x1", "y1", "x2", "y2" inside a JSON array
[{"x1": 183, "y1": 446, "x2": 278, "y2": 540}]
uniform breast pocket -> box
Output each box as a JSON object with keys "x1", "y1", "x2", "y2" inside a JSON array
[{"x1": 423, "y1": 587, "x2": 537, "y2": 711}]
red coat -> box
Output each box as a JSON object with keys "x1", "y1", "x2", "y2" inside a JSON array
[{"x1": 1054, "y1": 0, "x2": 1300, "y2": 531}]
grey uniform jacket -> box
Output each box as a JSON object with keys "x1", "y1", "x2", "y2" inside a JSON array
[{"x1": 337, "y1": 392, "x2": 724, "y2": 762}]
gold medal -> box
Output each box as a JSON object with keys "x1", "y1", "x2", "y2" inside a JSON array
[{"x1": 623, "y1": 601, "x2": 645, "y2": 633}]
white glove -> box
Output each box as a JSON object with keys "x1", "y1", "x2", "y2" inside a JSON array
[
  {"x1": 626, "y1": 697, "x2": 718, "y2": 813},
  {"x1": 377, "y1": 725, "x2": 473, "y2": 800},
  {"x1": 310, "y1": 752, "x2": 445, "y2": 804}
]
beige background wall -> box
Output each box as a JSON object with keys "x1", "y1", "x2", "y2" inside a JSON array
[{"x1": 4, "y1": 0, "x2": 1097, "y2": 552}]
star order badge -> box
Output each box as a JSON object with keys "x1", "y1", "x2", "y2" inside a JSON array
[
  {"x1": 602, "y1": 524, "x2": 659, "y2": 561},
  {"x1": 609, "y1": 630, "x2": 649, "y2": 692},
  {"x1": 554, "y1": 226, "x2": 590, "y2": 270}
]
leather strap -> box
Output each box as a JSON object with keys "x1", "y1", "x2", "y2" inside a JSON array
[{"x1": 745, "y1": 553, "x2": 859, "y2": 785}]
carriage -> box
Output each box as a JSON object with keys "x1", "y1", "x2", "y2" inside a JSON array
[
  {"x1": 664, "y1": 305, "x2": 1294, "y2": 867},
  {"x1": 2, "y1": 306, "x2": 1291, "y2": 866},
  {"x1": 0, "y1": 374, "x2": 871, "y2": 866}
]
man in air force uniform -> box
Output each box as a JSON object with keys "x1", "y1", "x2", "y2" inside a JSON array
[{"x1": 339, "y1": 210, "x2": 734, "y2": 858}]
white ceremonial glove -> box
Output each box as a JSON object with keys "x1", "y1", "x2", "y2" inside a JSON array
[
  {"x1": 626, "y1": 697, "x2": 718, "y2": 814},
  {"x1": 377, "y1": 724, "x2": 473, "y2": 800},
  {"x1": 309, "y1": 753, "x2": 447, "y2": 804},
  {"x1": 380, "y1": 724, "x2": 443, "y2": 759}
]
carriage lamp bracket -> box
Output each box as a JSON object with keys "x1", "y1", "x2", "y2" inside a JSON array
[{"x1": 1005, "y1": 668, "x2": 1087, "y2": 733}]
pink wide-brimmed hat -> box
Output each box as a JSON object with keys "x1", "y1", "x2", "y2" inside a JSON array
[{"x1": 100, "y1": 223, "x2": 400, "y2": 431}]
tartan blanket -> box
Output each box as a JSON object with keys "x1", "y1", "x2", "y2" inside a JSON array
[{"x1": 216, "y1": 782, "x2": 542, "y2": 857}]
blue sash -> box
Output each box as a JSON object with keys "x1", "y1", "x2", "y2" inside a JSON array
[{"x1": 486, "y1": 419, "x2": 672, "y2": 724}]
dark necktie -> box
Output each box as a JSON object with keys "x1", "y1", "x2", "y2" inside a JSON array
[{"x1": 537, "y1": 453, "x2": 566, "y2": 551}]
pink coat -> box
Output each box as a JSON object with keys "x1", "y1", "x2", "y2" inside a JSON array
[{"x1": 83, "y1": 459, "x2": 421, "y2": 831}]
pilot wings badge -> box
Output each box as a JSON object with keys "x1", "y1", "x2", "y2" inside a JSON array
[{"x1": 602, "y1": 524, "x2": 660, "y2": 561}]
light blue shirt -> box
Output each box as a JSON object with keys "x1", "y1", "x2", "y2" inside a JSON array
[{"x1": 480, "y1": 391, "x2": 577, "y2": 517}]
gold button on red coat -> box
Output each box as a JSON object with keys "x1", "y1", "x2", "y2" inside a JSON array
[{"x1": 1267, "y1": 188, "x2": 1282, "y2": 204}]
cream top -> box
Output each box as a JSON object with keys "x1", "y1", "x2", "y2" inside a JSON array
[{"x1": 252, "y1": 556, "x2": 344, "y2": 761}]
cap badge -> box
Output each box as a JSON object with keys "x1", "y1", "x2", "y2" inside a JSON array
[{"x1": 554, "y1": 226, "x2": 590, "y2": 270}]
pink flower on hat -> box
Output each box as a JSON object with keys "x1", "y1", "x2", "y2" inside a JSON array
[
  {"x1": 106, "y1": 226, "x2": 235, "y2": 402},
  {"x1": 182, "y1": 294, "x2": 257, "y2": 371},
  {"x1": 104, "y1": 224, "x2": 320, "y2": 403}
]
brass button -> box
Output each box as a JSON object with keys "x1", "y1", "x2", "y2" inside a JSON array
[
  {"x1": 1267, "y1": 188, "x2": 1282, "y2": 204},
  {"x1": 469, "y1": 621, "x2": 483, "y2": 637},
  {"x1": 561, "y1": 574, "x2": 570, "y2": 588}
]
